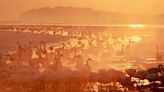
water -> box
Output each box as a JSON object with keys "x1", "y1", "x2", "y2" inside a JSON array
[{"x1": 0, "y1": 24, "x2": 164, "y2": 92}]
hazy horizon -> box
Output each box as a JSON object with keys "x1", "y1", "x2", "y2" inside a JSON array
[{"x1": 0, "y1": 0, "x2": 164, "y2": 21}]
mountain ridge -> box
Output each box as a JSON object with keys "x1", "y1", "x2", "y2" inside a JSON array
[{"x1": 19, "y1": 6, "x2": 164, "y2": 24}]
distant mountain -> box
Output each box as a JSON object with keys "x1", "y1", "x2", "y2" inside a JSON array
[{"x1": 19, "y1": 6, "x2": 164, "y2": 24}]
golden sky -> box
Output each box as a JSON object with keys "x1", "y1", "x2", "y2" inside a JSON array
[{"x1": 0, "y1": 0, "x2": 163, "y2": 21}]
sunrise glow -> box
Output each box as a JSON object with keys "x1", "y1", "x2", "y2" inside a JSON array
[
  {"x1": 129, "y1": 24, "x2": 145, "y2": 28},
  {"x1": 0, "y1": 0, "x2": 164, "y2": 92}
]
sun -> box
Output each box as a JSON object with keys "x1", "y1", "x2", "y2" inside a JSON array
[{"x1": 129, "y1": 24, "x2": 145, "y2": 28}]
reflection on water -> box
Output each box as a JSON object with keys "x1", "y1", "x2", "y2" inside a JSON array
[{"x1": 0, "y1": 24, "x2": 164, "y2": 92}]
